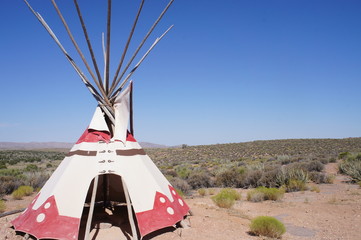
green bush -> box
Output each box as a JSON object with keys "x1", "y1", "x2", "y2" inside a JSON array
[
  {"x1": 18, "y1": 186, "x2": 34, "y2": 196},
  {"x1": 247, "y1": 187, "x2": 284, "y2": 202},
  {"x1": 12, "y1": 185, "x2": 34, "y2": 200},
  {"x1": 0, "y1": 199, "x2": 6, "y2": 213},
  {"x1": 0, "y1": 162, "x2": 6, "y2": 169},
  {"x1": 212, "y1": 188, "x2": 241, "y2": 208},
  {"x1": 12, "y1": 189, "x2": 25, "y2": 200},
  {"x1": 286, "y1": 179, "x2": 307, "y2": 192},
  {"x1": 175, "y1": 166, "x2": 191, "y2": 179},
  {"x1": 25, "y1": 164, "x2": 39, "y2": 172},
  {"x1": 249, "y1": 216, "x2": 286, "y2": 238}
]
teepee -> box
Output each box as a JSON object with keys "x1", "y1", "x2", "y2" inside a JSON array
[{"x1": 12, "y1": 0, "x2": 189, "y2": 239}]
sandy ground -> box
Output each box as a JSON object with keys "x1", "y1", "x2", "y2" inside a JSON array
[{"x1": 1, "y1": 162, "x2": 361, "y2": 240}]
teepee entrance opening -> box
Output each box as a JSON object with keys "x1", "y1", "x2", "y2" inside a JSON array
[{"x1": 78, "y1": 174, "x2": 139, "y2": 240}]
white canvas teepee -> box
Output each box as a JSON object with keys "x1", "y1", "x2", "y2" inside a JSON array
[
  {"x1": 12, "y1": 84, "x2": 189, "y2": 239},
  {"x1": 13, "y1": 0, "x2": 189, "y2": 239}
]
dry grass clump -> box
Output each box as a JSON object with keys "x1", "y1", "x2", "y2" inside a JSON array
[
  {"x1": 247, "y1": 187, "x2": 284, "y2": 202},
  {"x1": 0, "y1": 199, "x2": 6, "y2": 213},
  {"x1": 208, "y1": 188, "x2": 216, "y2": 195},
  {"x1": 286, "y1": 179, "x2": 307, "y2": 192},
  {"x1": 249, "y1": 216, "x2": 286, "y2": 238},
  {"x1": 198, "y1": 188, "x2": 207, "y2": 196},
  {"x1": 12, "y1": 185, "x2": 34, "y2": 200},
  {"x1": 212, "y1": 188, "x2": 241, "y2": 208},
  {"x1": 310, "y1": 185, "x2": 321, "y2": 193}
]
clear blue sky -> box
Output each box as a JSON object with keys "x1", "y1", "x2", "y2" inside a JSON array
[{"x1": 0, "y1": 0, "x2": 360, "y2": 146}]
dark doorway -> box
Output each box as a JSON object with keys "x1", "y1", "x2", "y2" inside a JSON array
[{"x1": 78, "y1": 174, "x2": 138, "y2": 240}]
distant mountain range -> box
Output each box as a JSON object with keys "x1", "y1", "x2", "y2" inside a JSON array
[{"x1": 0, "y1": 141, "x2": 171, "y2": 150}]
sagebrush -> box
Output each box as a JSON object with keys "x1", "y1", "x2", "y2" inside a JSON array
[
  {"x1": 212, "y1": 188, "x2": 241, "y2": 208},
  {"x1": 249, "y1": 216, "x2": 286, "y2": 238}
]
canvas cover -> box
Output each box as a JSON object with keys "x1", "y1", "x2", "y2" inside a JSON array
[{"x1": 12, "y1": 86, "x2": 189, "y2": 239}]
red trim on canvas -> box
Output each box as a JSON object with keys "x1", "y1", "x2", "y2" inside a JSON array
[
  {"x1": 12, "y1": 194, "x2": 80, "y2": 240},
  {"x1": 77, "y1": 129, "x2": 136, "y2": 144},
  {"x1": 135, "y1": 185, "x2": 190, "y2": 237},
  {"x1": 126, "y1": 132, "x2": 137, "y2": 142},
  {"x1": 76, "y1": 128, "x2": 111, "y2": 143}
]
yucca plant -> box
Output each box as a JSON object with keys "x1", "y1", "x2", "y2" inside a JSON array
[{"x1": 339, "y1": 154, "x2": 361, "y2": 182}]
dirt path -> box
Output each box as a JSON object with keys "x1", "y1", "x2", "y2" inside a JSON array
[{"x1": 1, "y1": 162, "x2": 361, "y2": 240}]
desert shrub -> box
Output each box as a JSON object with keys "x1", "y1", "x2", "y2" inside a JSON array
[
  {"x1": 339, "y1": 154, "x2": 361, "y2": 182},
  {"x1": 277, "y1": 155, "x2": 292, "y2": 165},
  {"x1": 329, "y1": 157, "x2": 337, "y2": 163},
  {"x1": 244, "y1": 170, "x2": 263, "y2": 188},
  {"x1": 198, "y1": 188, "x2": 206, "y2": 196},
  {"x1": 0, "y1": 168, "x2": 24, "y2": 177},
  {"x1": 247, "y1": 187, "x2": 284, "y2": 202},
  {"x1": 0, "y1": 162, "x2": 6, "y2": 169},
  {"x1": 25, "y1": 164, "x2": 39, "y2": 172},
  {"x1": 212, "y1": 188, "x2": 241, "y2": 208},
  {"x1": 286, "y1": 179, "x2": 307, "y2": 192},
  {"x1": 215, "y1": 168, "x2": 245, "y2": 187},
  {"x1": 187, "y1": 171, "x2": 213, "y2": 189},
  {"x1": 319, "y1": 158, "x2": 329, "y2": 164},
  {"x1": 0, "y1": 199, "x2": 5, "y2": 213},
  {"x1": 24, "y1": 172, "x2": 50, "y2": 189},
  {"x1": 169, "y1": 177, "x2": 191, "y2": 196},
  {"x1": 309, "y1": 172, "x2": 334, "y2": 184},
  {"x1": 310, "y1": 185, "x2": 320, "y2": 193},
  {"x1": 0, "y1": 176, "x2": 25, "y2": 196},
  {"x1": 305, "y1": 161, "x2": 324, "y2": 172},
  {"x1": 175, "y1": 166, "x2": 191, "y2": 179},
  {"x1": 339, "y1": 152, "x2": 350, "y2": 159},
  {"x1": 17, "y1": 186, "x2": 34, "y2": 196},
  {"x1": 249, "y1": 216, "x2": 286, "y2": 238},
  {"x1": 247, "y1": 190, "x2": 265, "y2": 202},
  {"x1": 276, "y1": 167, "x2": 308, "y2": 191},
  {"x1": 12, "y1": 189, "x2": 25, "y2": 200},
  {"x1": 260, "y1": 187, "x2": 284, "y2": 201},
  {"x1": 257, "y1": 168, "x2": 281, "y2": 188}
]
